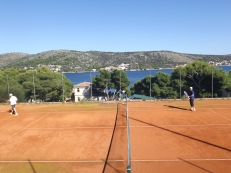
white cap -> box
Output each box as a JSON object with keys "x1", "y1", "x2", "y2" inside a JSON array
[
  {"x1": 9, "y1": 93, "x2": 13, "y2": 96},
  {"x1": 190, "y1": 87, "x2": 193, "y2": 89}
]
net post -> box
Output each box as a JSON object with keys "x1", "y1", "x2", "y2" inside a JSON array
[
  {"x1": 127, "y1": 165, "x2": 131, "y2": 173},
  {"x1": 125, "y1": 93, "x2": 131, "y2": 173}
]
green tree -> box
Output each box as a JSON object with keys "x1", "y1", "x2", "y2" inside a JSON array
[
  {"x1": 172, "y1": 61, "x2": 229, "y2": 98},
  {"x1": 92, "y1": 69, "x2": 130, "y2": 100},
  {"x1": 111, "y1": 69, "x2": 130, "y2": 95},
  {"x1": 155, "y1": 72, "x2": 177, "y2": 98},
  {"x1": 151, "y1": 83, "x2": 159, "y2": 97},
  {"x1": 224, "y1": 71, "x2": 231, "y2": 94},
  {"x1": 0, "y1": 67, "x2": 73, "y2": 102},
  {"x1": 130, "y1": 72, "x2": 177, "y2": 99},
  {"x1": 171, "y1": 66, "x2": 188, "y2": 98},
  {"x1": 18, "y1": 70, "x2": 36, "y2": 100},
  {"x1": 0, "y1": 74, "x2": 11, "y2": 102},
  {"x1": 0, "y1": 68, "x2": 25, "y2": 102},
  {"x1": 130, "y1": 76, "x2": 153, "y2": 97},
  {"x1": 35, "y1": 67, "x2": 73, "y2": 101},
  {"x1": 92, "y1": 69, "x2": 112, "y2": 100}
]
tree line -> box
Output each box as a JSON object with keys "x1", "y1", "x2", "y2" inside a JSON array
[
  {"x1": 0, "y1": 67, "x2": 73, "y2": 103},
  {"x1": 93, "y1": 61, "x2": 231, "y2": 99},
  {"x1": 0, "y1": 61, "x2": 230, "y2": 103}
]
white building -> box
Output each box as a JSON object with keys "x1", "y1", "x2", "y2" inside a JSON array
[
  {"x1": 118, "y1": 63, "x2": 130, "y2": 70},
  {"x1": 73, "y1": 82, "x2": 92, "y2": 102},
  {"x1": 73, "y1": 82, "x2": 107, "y2": 102}
]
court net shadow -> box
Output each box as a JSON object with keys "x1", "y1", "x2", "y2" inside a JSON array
[
  {"x1": 126, "y1": 116, "x2": 231, "y2": 153},
  {"x1": 178, "y1": 158, "x2": 213, "y2": 173},
  {"x1": 28, "y1": 159, "x2": 36, "y2": 173},
  {"x1": 102, "y1": 103, "x2": 127, "y2": 173}
]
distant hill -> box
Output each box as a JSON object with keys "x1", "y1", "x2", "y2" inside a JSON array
[{"x1": 0, "y1": 50, "x2": 231, "y2": 72}]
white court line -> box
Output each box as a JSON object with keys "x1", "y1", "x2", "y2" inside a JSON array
[
  {"x1": 129, "y1": 107, "x2": 231, "y2": 110},
  {"x1": 130, "y1": 124, "x2": 231, "y2": 127},
  {"x1": 131, "y1": 158, "x2": 231, "y2": 162},
  {"x1": 0, "y1": 113, "x2": 49, "y2": 145},
  {"x1": 205, "y1": 108, "x2": 231, "y2": 109},
  {"x1": 10, "y1": 111, "x2": 117, "y2": 114},
  {"x1": 208, "y1": 109, "x2": 231, "y2": 122},
  {"x1": 25, "y1": 124, "x2": 231, "y2": 130},
  {"x1": 0, "y1": 158, "x2": 230, "y2": 163},
  {"x1": 0, "y1": 160, "x2": 124, "y2": 163},
  {"x1": 34, "y1": 111, "x2": 117, "y2": 113},
  {"x1": 27, "y1": 126, "x2": 115, "y2": 130},
  {"x1": 26, "y1": 126, "x2": 127, "y2": 129}
]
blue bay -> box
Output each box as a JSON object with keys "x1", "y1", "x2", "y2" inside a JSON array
[{"x1": 64, "y1": 66, "x2": 231, "y2": 88}]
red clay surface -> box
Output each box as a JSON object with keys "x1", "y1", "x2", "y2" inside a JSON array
[
  {"x1": 128, "y1": 99, "x2": 231, "y2": 173},
  {"x1": 0, "y1": 99, "x2": 231, "y2": 173},
  {"x1": 0, "y1": 103, "x2": 117, "y2": 173}
]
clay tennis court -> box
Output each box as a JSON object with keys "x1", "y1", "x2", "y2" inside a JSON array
[{"x1": 0, "y1": 99, "x2": 231, "y2": 173}]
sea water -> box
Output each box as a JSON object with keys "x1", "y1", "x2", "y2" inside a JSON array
[{"x1": 64, "y1": 66, "x2": 231, "y2": 87}]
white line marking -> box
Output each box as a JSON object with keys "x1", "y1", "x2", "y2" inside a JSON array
[
  {"x1": 31, "y1": 111, "x2": 117, "y2": 113},
  {"x1": 0, "y1": 158, "x2": 230, "y2": 163},
  {"x1": 0, "y1": 160, "x2": 124, "y2": 163},
  {"x1": 129, "y1": 107, "x2": 231, "y2": 110},
  {"x1": 27, "y1": 127, "x2": 115, "y2": 130},
  {"x1": 24, "y1": 126, "x2": 127, "y2": 130},
  {"x1": 131, "y1": 158, "x2": 231, "y2": 162},
  {"x1": 208, "y1": 109, "x2": 231, "y2": 122},
  {"x1": 0, "y1": 113, "x2": 49, "y2": 145},
  {"x1": 204, "y1": 108, "x2": 231, "y2": 109},
  {"x1": 130, "y1": 124, "x2": 231, "y2": 127},
  {"x1": 25, "y1": 124, "x2": 231, "y2": 130}
]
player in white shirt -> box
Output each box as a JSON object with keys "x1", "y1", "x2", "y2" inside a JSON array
[{"x1": 9, "y1": 93, "x2": 19, "y2": 116}]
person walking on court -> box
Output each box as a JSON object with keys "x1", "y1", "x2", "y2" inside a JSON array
[
  {"x1": 9, "y1": 93, "x2": 19, "y2": 116},
  {"x1": 188, "y1": 87, "x2": 196, "y2": 111}
]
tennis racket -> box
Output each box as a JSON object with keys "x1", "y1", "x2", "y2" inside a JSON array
[{"x1": 184, "y1": 91, "x2": 189, "y2": 99}]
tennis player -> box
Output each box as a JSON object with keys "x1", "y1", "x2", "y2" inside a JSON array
[
  {"x1": 188, "y1": 87, "x2": 196, "y2": 111},
  {"x1": 9, "y1": 93, "x2": 19, "y2": 116}
]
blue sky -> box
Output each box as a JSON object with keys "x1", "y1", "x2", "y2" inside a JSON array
[{"x1": 0, "y1": 0, "x2": 230, "y2": 55}]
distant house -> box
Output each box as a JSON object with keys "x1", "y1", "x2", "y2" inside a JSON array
[
  {"x1": 118, "y1": 63, "x2": 130, "y2": 70},
  {"x1": 73, "y1": 82, "x2": 108, "y2": 102},
  {"x1": 73, "y1": 82, "x2": 92, "y2": 102}
]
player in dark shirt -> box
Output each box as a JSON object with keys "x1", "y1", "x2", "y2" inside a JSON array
[{"x1": 189, "y1": 87, "x2": 196, "y2": 111}]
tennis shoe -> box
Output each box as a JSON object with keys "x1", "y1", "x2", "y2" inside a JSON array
[
  {"x1": 15, "y1": 114, "x2": 18, "y2": 116},
  {"x1": 9, "y1": 113, "x2": 12, "y2": 115}
]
